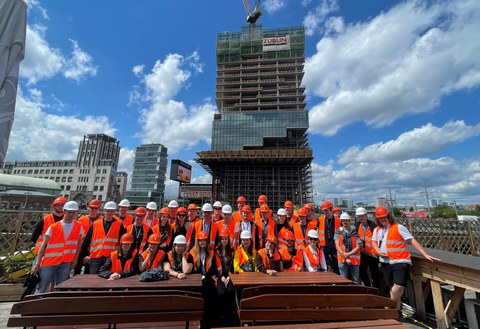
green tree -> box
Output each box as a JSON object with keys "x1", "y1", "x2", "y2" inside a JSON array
[{"x1": 431, "y1": 205, "x2": 456, "y2": 219}]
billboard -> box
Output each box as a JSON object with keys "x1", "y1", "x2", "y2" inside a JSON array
[
  {"x1": 170, "y1": 159, "x2": 192, "y2": 184},
  {"x1": 263, "y1": 35, "x2": 290, "y2": 52}
]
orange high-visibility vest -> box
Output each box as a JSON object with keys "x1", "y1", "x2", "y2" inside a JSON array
[
  {"x1": 304, "y1": 245, "x2": 324, "y2": 271},
  {"x1": 292, "y1": 221, "x2": 316, "y2": 250},
  {"x1": 90, "y1": 219, "x2": 122, "y2": 258},
  {"x1": 233, "y1": 221, "x2": 258, "y2": 250},
  {"x1": 121, "y1": 214, "x2": 134, "y2": 228},
  {"x1": 144, "y1": 217, "x2": 159, "y2": 229},
  {"x1": 216, "y1": 219, "x2": 235, "y2": 246},
  {"x1": 234, "y1": 246, "x2": 257, "y2": 272},
  {"x1": 152, "y1": 225, "x2": 172, "y2": 250},
  {"x1": 232, "y1": 211, "x2": 242, "y2": 223},
  {"x1": 277, "y1": 227, "x2": 290, "y2": 250},
  {"x1": 257, "y1": 249, "x2": 280, "y2": 269},
  {"x1": 336, "y1": 229, "x2": 361, "y2": 265},
  {"x1": 78, "y1": 215, "x2": 103, "y2": 235},
  {"x1": 190, "y1": 249, "x2": 222, "y2": 274},
  {"x1": 358, "y1": 224, "x2": 375, "y2": 256},
  {"x1": 288, "y1": 214, "x2": 298, "y2": 227},
  {"x1": 255, "y1": 218, "x2": 275, "y2": 249},
  {"x1": 317, "y1": 215, "x2": 341, "y2": 247},
  {"x1": 35, "y1": 214, "x2": 56, "y2": 254},
  {"x1": 141, "y1": 249, "x2": 165, "y2": 270},
  {"x1": 254, "y1": 208, "x2": 273, "y2": 222},
  {"x1": 41, "y1": 220, "x2": 82, "y2": 266},
  {"x1": 190, "y1": 220, "x2": 218, "y2": 250},
  {"x1": 374, "y1": 224, "x2": 411, "y2": 261},
  {"x1": 278, "y1": 248, "x2": 303, "y2": 272},
  {"x1": 110, "y1": 249, "x2": 138, "y2": 273},
  {"x1": 127, "y1": 223, "x2": 150, "y2": 251}
]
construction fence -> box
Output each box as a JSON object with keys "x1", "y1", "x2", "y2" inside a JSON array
[{"x1": 0, "y1": 210, "x2": 479, "y2": 281}]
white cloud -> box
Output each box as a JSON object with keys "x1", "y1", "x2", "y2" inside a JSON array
[
  {"x1": 263, "y1": 0, "x2": 286, "y2": 14},
  {"x1": 118, "y1": 148, "x2": 135, "y2": 189},
  {"x1": 302, "y1": 0, "x2": 339, "y2": 36},
  {"x1": 338, "y1": 121, "x2": 480, "y2": 164},
  {"x1": 62, "y1": 39, "x2": 97, "y2": 81},
  {"x1": 132, "y1": 65, "x2": 145, "y2": 77},
  {"x1": 305, "y1": 0, "x2": 480, "y2": 135},
  {"x1": 191, "y1": 173, "x2": 212, "y2": 184},
  {"x1": 301, "y1": 0, "x2": 313, "y2": 7},
  {"x1": 20, "y1": 25, "x2": 96, "y2": 85},
  {"x1": 6, "y1": 87, "x2": 116, "y2": 161},
  {"x1": 130, "y1": 53, "x2": 215, "y2": 154},
  {"x1": 25, "y1": 0, "x2": 49, "y2": 19}
]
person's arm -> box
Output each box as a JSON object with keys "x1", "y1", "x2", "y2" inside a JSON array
[
  {"x1": 98, "y1": 257, "x2": 113, "y2": 278},
  {"x1": 319, "y1": 250, "x2": 327, "y2": 271},
  {"x1": 255, "y1": 252, "x2": 267, "y2": 273},
  {"x1": 303, "y1": 249, "x2": 314, "y2": 272},
  {"x1": 182, "y1": 253, "x2": 193, "y2": 274},
  {"x1": 31, "y1": 235, "x2": 50, "y2": 274},
  {"x1": 72, "y1": 232, "x2": 83, "y2": 269},
  {"x1": 371, "y1": 228, "x2": 386, "y2": 257},
  {"x1": 31, "y1": 218, "x2": 44, "y2": 243},
  {"x1": 139, "y1": 252, "x2": 151, "y2": 272},
  {"x1": 120, "y1": 254, "x2": 139, "y2": 278},
  {"x1": 81, "y1": 226, "x2": 94, "y2": 261},
  {"x1": 408, "y1": 238, "x2": 441, "y2": 262}
]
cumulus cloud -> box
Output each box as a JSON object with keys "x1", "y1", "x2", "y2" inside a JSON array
[
  {"x1": 303, "y1": 0, "x2": 339, "y2": 36},
  {"x1": 263, "y1": 0, "x2": 286, "y2": 14},
  {"x1": 20, "y1": 25, "x2": 97, "y2": 85},
  {"x1": 305, "y1": 0, "x2": 480, "y2": 135},
  {"x1": 338, "y1": 121, "x2": 480, "y2": 164},
  {"x1": 6, "y1": 88, "x2": 116, "y2": 161},
  {"x1": 130, "y1": 53, "x2": 215, "y2": 153},
  {"x1": 118, "y1": 148, "x2": 135, "y2": 189}
]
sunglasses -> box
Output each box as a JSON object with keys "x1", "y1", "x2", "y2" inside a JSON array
[
  {"x1": 309, "y1": 238, "x2": 318, "y2": 241},
  {"x1": 90, "y1": 207, "x2": 99, "y2": 210},
  {"x1": 214, "y1": 207, "x2": 222, "y2": 210},
  {"x1": 178, "y1": 214, "x2": 186, "y2": 217}
]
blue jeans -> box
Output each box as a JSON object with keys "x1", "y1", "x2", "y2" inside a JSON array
[
  {"x1": 35, "y1": 262, "x2": 71, "y2": 294},
  {"x1": 338, "y1": 262, "x2": 361, "y2": 285},
  {"x1": 89, "y1": 257, "x2": 108, "y2": 274}
]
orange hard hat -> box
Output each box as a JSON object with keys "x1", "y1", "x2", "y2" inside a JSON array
[
  {"x1": 260, "y1": 204, "x2": 269, "y2": 213},
  {"x1": 196, "y1": 231, "x2": 208, "y2": 240},
  {"x1": 176, "y1": 207, "x2": 187, "y2": 215},
  {"x1": 120, "y1": 233, "x2": 134, "y2": 244},
  {"x1": 241, "y1": 205, "x2": 252, "y2": 213},
  {"x1": 258, "y1": 195, "x2": 267, "y2": 203},
  {"x1": 284, "y1": 200, "x2": 293, "y2": 208},
  {"x1": 266, "y1": 235, "x2": 277, "y2": 245},
  {"x1": 297, "y1": 207, "x2": 308, "y2": 217},
  {"x1": 237, "y1": 196, "x2": 246, "y2": 203},
  {"x1": 321, "y1": 200, "x2": 333, "y2": 211},
  {"x1": 89, "y1": 199, "x2": 101, "y2": 208},
  {"x1": 376, "y1": 206, "x2": 389, "y2": 218},
  {"x1": 134, "y1": 207, "x2": 147, "y2": 216},
  {"x1": 188, "y1": 203, "x2": 197, "y2": 210},
  {"x1": 52, "y1": 196, "x2": 67, "y2": 207},
  {"x1": 147, "y1": 234, "x2": 161, "y2": 244},
  {"x1": 219, "y1": 228, "x2": 230, "y2": 237},
  {"x1": 284, "y1": 231, "x2": 294, "y2": 240},
  {"x1": 333, "y1": 207, "x2": 341, "y2": 213},
  {"x1": 158, "y1": 207, "x2": 169, "y2": 215},
  {"x1": 304, "y1": 203, "x2": 314, "y2": 210}
]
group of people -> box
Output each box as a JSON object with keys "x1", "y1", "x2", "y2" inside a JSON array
[{"x1": 30, "y1": 194, "x2": 439, "y2": 327}]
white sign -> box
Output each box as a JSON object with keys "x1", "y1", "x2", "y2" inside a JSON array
[{"x1": 263, "y1": 35, "x2": 290, "y2": 52}]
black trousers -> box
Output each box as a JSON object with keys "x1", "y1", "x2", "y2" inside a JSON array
[
  {"x1": 323, "y1": 246, "x2": 339, "y2": 274},
  {"x1": 359, "y1": 252, "x2": 380, "y2": 288}
]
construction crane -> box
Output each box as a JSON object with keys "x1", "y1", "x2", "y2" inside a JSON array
[{"x1": 243, "y1": 0, "x2": 262, "y2": 24}]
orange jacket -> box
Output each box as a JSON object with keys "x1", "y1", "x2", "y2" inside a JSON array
[
  {"x1": 336, "y1": 229, "x2": 361, "y2": 265},
  {"x1": 110, "y1": 249, "x2": 138, "y2": 273},
  {"x1": 141, "y1": 249, "x2": 165, "y2": 270},
  {"x1": 216, "y1": 219, "x2": 235, "y2": 245},
  {"x1": 35, "y1": 214, "x2": 56, "y2": 254},
  {"x1": 89, "y1": 219, "x2": 122, "y2": 259},
  {"x1": 277, "y1": 248, "x2": 303, "y2": 272},
  {"x1": 317, "y1": 215, "x2": 341, "y2": 247},
  {"x1": 257, "y1": 249, "x2": 281, "y2": 270},
  {"x1": 374, "y1": 224, "x2": 411, "y2": 261},
  {"x1": 78, "y1": 215, "x2": 103, "y2": 235},
  {"x1": 288, "y1": 214, "x2": 298, "y2": 227},
  {"x1": 254, "y1": 208, "x2": 273, "y2": 223},
  {"x1": 41, "y1": 221, "x2": 82, "y2": 266},
  {"x1": 292, "y1": 221, "x2": 317, "y2": 250},
  {"x1": 232, "y1": 211, "x2": 242, "y2": 223},
  {"x1": 127, "y1": 223, "x2": 150, "y2": 251},
  {"x1": 357, "y1": 222, "x2": 376, "y2": 256},
  {"x1": 121, "y1": 214, "x2": 134, "y2": 228},
  {"x1": 255, "y1": 218, "x2": 275, "y2": 249},
  {"x1": 189, "y1": 220, "x2": 218, "y2": 250}
]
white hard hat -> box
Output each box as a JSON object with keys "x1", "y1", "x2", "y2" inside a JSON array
[
  {"x1": 240, "y1": 230, "x2": 252, "y2": 239},
  {"x1": 222, "y1": 205, "x2": 232, "y2": 214},
  {"x1": 146, "y1": 202, "x2": 157, "y2": 210},
  {"x1": 104, "y1": 201, "x2": 117, "y2": 210},
  {"x1": 201, "y1": 203, "x2": 213, "y2": 212},
  {"x1": 213, "y1": 201, "x2": 222, "y2": 208},
  {"x1": 307, "y1": 229, "x2": 319, "y2": 239},
  {"x1": 340, "y1": 212, "x2": 351, "y2": 220},
  {"x1": 63, "y1": 201, "x2": 78, "y2": 211},
  {"x1": 168, "y1": 200, "x2": 179, "y2": 208},
  {"x1": 277, "y1": 208, "x2": 287, "y2": 216},
  {"x1": 355, "y1": 207, "x2": 367, "y2": 216},
  {"x1": 118, "y1": 199, "x2": 130, "y2": 207},
  {"x1": 173, "y1": 235, "x2": 187, "y2": 244}
]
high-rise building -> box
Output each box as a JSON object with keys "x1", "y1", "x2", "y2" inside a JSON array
[
  {"x1": 114, "y1": 172, "x2": 128, "y2": 201},
  {"x1": 196, "y1": 25, "x2": 313, "y2": 210},
  {"x1": 125, "y1": 144, "x2": 168, "y2": 207}
]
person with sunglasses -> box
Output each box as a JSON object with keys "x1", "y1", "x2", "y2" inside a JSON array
[
  {"x1": 303, "y1": 230, "x2": 326, "y2": 272},
  {"x1": 173, "y1": 206, "x2": 188, "y2": 238},
  {"x1": 212, "y1": 201, "x2": 224, "y2": 222}
]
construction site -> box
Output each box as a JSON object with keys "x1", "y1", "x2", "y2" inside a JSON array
[{"x1": 196, "y1": 24, "x2": 313, "y2": 210}]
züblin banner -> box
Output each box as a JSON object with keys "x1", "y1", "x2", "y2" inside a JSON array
[{"x1": 263, "y1": 35, "x2": 290, "y2": 52}]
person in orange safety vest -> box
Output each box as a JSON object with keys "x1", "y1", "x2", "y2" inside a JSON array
[
  {"x1": 334, "y1": 213, "x2": 361, "y2": 284},
  {"x1": 255, "y1": 204, "x2": 275, "y2": 249},
  {"x1": 98, "y1": 233, "x2": 138, "y2": 280},
  {"x1": 118, "y1": 199, "x2": 133, "y2": 228},
  {"x1": 126, "y1": 207, "x2": 153, "y2": 253},
  {"x1": 139, "y1": 233, "x2": 165, "y2": 272},
  {"x1": 31, "y1": 201, "x2": 83, "y2": 294},
  {"x1": 233, "y1": 230, "x2": 257, "y2": 273},
  {"x1": 317, "y1": 200, "x2": 341, "y2": 274},
  {"x1": 232, "y1": 196, "x2": 246, "y2": 223},
  {"x1": 275, "y1": 208, "x2": 291, "y2": 250},
  {"x1": 32, "y1": 196, "x2": 66, "y2": 256},
  {"x1": 152, "y1": 207, "x2": 173, "y2": 252},
  {"x1": 256, "y1": 235, "x2": 282, "y2": 275},
  {"x1": 355, "y1": 207, "x2": 380, "y2": 288},
  {"x1": 277, "y1": 230, "x2": 303, "y2": 272},
  {"x1": 303, "y1": 229, "x2": 326, "y2": 272},
  {"x1": 292, "y1": 207, "x2": 316, "y2": 250}
]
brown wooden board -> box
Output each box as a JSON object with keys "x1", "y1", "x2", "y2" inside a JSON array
[
  {"x1": 242, "y1": 284, "x2": 380, "y2": 299},
  {"x1": 218, "y1": 319, "x2": 408, "y2": 329},
  {"x1": 230, "y1": 271, "x2": 351, "y2": 288}
]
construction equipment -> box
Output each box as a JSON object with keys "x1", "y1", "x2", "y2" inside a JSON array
[{"x1": 243, "y1": 0, "x2": 262, "y2": 24}]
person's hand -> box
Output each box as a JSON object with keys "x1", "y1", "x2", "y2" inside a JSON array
[
  {"x1": 177, "y1": 272, "x2": 186, "y2": 279},
  {"x1": 31, "y1": 263, "x2": 40, "y2": 275},
  {"x1": 83, "y1": 256, "x2": 90, "y2": 264},
  {"x1": 266, "y1": 269, "x2": 277, "y2": 276},
  {"x1": 425, "y1": 255, "x2": 441, "y2": 262},
  {"x1": 108, "y1": 273, "x2": 121, "y2": 281}
]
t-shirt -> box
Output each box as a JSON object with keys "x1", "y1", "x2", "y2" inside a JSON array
[
  {"x1": 372, "y1": 224, "x2": 412, "y2": 264},
  {"x1": 45, "y1": 220, "x2": 84, "y2": 241}
]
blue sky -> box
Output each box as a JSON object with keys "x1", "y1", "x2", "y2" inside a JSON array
[{"x1": 7, "y1": 0, "x2": 480, "y2": 206}]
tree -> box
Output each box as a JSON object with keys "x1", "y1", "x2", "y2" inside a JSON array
[
  {"x1": 431, "y1": 205, "x2": 456, "y2": 219},
  {"x1": 409, "y1": 206, "x2": 414, "y2": 212}
]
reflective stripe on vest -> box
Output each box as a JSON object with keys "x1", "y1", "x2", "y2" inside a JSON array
[
  {"x1": 336, "y1": 230, "x2": 361, "y2": 265},
  {"x1": 90, "y1": 220, "x2": 122, "y2": 258},
  {"x1": 41, "y1": 220, "x2": 82, "y2": 266},
  {"x1": 35, "y1": 214, "x2": 55, "y2": 254},
  {"x1": 304, "y1": 246, "x2": 323, "y2": 271},
  {"x1": 358, "y1": 224, "x2": 375, "y2": 256}
]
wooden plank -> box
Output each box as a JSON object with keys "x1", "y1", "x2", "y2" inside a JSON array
[
  {"x1": 240, "y1": 294, "x2": 396, "y2": 309},
  {"x1": 218, "y1": 319, "x2": 407, "y2": 329},
  {"x1": 230, "y1": 271, "x2": 351, "y2": 288},
  {"x1": 8, "y1": 311, "x2": 203, "y2": 327},
  {"x1": 445, "y1": 286, "x2": 466, "y2": 328},
  {"x1": 411, "y1": 275, "x2": 426, "y2": 320},
  {"x1": 242, "y1": 284, "x2": 379, "y2": 299},
  {"x1": 430, "y1": 280, "x2": 447, "y2": 329},
  {"x1": 238, "y1": 308, "x2": 399, "y2": 322}
]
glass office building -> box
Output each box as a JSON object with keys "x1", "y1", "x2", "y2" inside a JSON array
[
  {"x1": 197, "y1": 25, "x2": 313, "y2": 210},
  {"x1": 126, "y1": 144, "x2": 168, "y2": 207}
]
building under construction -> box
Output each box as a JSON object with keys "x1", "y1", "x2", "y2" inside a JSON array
[{"x1": 196, "y1": 25, "x2": 313, "y2": 210}]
